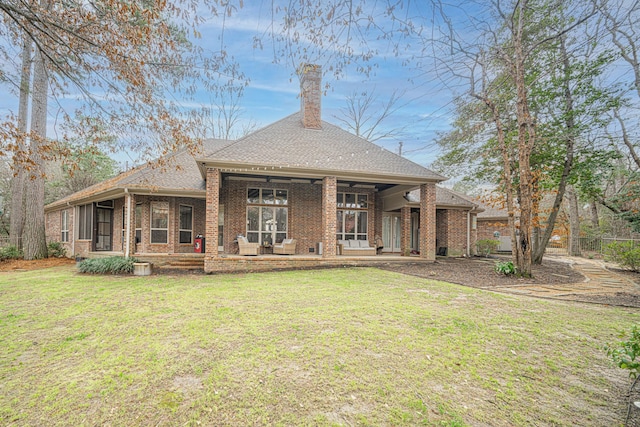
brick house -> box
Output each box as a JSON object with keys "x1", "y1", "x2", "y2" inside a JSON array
[{"x1": 45, "y1": 65, "x2": 481, "y2": 272}]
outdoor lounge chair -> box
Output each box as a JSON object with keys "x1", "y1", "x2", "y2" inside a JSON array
[
  {"x1": 273, "y1": 239, "x2": 296, "y2": 255},
  {"x1": 237, "y1": 236, "x2": 260, "y2": 256}
]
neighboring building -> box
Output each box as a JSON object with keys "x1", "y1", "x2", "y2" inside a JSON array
[{"x1": 45, "y1": 65, "x2": 482, "y2": 272}]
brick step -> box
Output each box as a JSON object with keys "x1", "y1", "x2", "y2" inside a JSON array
[{"x1": 148, "y1": 259, "x2": 205, "y2": 270}]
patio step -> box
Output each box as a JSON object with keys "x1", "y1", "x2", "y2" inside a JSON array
[{"x1": 154, "y1": 258, "x2": 204, "y2": 270}]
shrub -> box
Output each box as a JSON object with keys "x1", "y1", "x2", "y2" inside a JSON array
[
  {"x1": 495, "y1": 260, "x2": 517, "y2": 276},
  {"x1": 78, "y1": 256, "x2": 139, "y2": 274},
  {"x1": 47, "y1": 242, "x2": 66, "y2": 258},
  {"x1": 604, "y1": 241, "x2": 640, "y2": 272},
  {"x1": 0, "y1": 245, "x2": 23, "y2": 261},
  {"x1": 476, "y1": 239, "x2": 500, "y2": 257},
  {"x1": 605, "y1": 325, "x2": 640, "y2": 378}
]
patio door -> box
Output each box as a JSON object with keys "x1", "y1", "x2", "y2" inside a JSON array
[
  {"x1": 382, "y1": 214, "x2": 401, "y2": 253},
  {"x1": 95, "y1": 207, "x2": 113, "y2": 251}
]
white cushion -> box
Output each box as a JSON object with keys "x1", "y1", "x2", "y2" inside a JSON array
[
  {"x1": 283, "y1": 239, "x2": 293, "y2": 244},
  {"x1": 359, "y1": 240, "x2": 370, "y2": 248},
  {"x1": 338, "y1": 240, "x2": 349, "y2": 247}
]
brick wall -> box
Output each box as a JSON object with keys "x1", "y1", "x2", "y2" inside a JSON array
[
  {"x1": 290, "y1": 182, "x2": 323, "y2": 254},
  {"x1": 436, "y1": 209, "x2": 448, "y2": 249},
  {"x1": 436, "y1": 208, "x2": 475, "y2": 257},
  {"x1": 219, "y1": 178, "x2": 376, "y2": 257},
  {"x1": 477, "y1": 219, "x2": 509, "y2": 241},
  {"x1": 133, "y1": 195, "x2": 206, "y2": 254},
  {"x1": 446, "y1": 209, "x2": 469, "y2": 257},
  {"x1": 45, "y1": 208, "x2": 74, "y2": 256}
]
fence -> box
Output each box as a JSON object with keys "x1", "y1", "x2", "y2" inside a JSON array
[{"x1": 544, "y1": 236, "x2": 640, "y2": 256}]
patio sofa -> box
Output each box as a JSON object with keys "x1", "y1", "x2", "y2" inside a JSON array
[
  {"x1": 338, "y1": 239, "x2": 376, "y2": 256},
  {"x1": 274, "y1": 239, "x2": 296, "y2": 255}
]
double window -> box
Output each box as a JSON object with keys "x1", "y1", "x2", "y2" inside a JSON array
[
  {"x1": 77, "y1": 204, "x2": 93, "y2": 240},
  {"x1": 336, "y1": 192, "x2": 368, "y2": 240},
  {"x1": 150, "y1": 202, "x2": 169, "y2": 244},
  {"x1": 179, "y1": 205, "x2": 193, "y2": 244},
  {"x1": 246, "y1": 188, "x2": 288, "y2": 245},
  {"x1": 61, "y1": 210, "x2": 69, "y2": 242}
]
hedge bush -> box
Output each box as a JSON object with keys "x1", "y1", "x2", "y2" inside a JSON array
[
  {"x1": 476, "y1": 239, "x2": 500, "y2": 257},
  {"x1": 0, "y1": 245, "x2": 23, "y2": 261},
  {"x1": 78, "y1": 256, "x2": 139, "y2": 274},
  {"x1": 604, "y1": 241, "x2": 640, "y2": 272},
  {"x1": 47, "y1": 242, "x2": 66, "y2": 258}
]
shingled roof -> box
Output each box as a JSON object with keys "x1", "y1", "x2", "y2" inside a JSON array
[
  {"x1": 405, "y1": 187, "x2": 481, "y2": 210},
  {"x1": 45, "y1": 139, "x2": 229, "y2": 210},
  {"x1": 198, "y1": 113, "x2": 445, "y2": 183}
]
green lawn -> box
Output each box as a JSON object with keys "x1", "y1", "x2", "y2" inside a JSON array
[{"x1": 0, "y1": 266, "x2": 637, "y2": 426}]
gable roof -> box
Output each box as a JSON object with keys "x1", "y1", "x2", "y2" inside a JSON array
[
  {"x1": 45, "y1": 139, "x2": 229, "y2": 210},
  {"x1": 198, "y1": 113, "x2": 446, "y2": 184}
]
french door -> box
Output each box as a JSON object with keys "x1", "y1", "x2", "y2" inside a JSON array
[{"x1": 382, "y1": 214, "x2": 401, "y2": 253}]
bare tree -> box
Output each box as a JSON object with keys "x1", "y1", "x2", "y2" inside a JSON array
[
  {"x1": 201, "y1": 85, "x2": 257, "y2": 140},
  {"x1": 333, "y1": 89, "x2": 408, "y2": 143}
]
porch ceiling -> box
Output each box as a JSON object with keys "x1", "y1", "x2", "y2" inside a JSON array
[{"x1": 222, "y1": 172, "x2": 405, "y2": 193}]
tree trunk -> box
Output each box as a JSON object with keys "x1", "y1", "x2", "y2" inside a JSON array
[
  {"x1": 567, "y1": 185, "x2": 581, "y2": 256},
  {"x1": 589, "y1": 200, "x2": 599, "y2": 230},
  {"x1": 513, "y1": 0, "x2": 534, "y2": 277},
  {"x1": 22, "y1": 46, "x2": 48, "y2": 260},
  {"x1": 532, "y1": 35, "x2": 576, "y2": 264},
  {"x1": 10, "y1": 34, "x2": 32, "y2": 249}
]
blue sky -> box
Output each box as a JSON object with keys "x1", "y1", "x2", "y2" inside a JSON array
[{"x1": 0, "y1": 2, "x2": 474, "y2": 172}]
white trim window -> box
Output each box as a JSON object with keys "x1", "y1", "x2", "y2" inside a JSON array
[
  {"x1": 150, "y1": 202, "x2": 169, "y2": 244},
  {"x1": 336, "y1": 192, "x2": 368, "y2": 241},
  {"x1": 77, "y1": 204, "x2": 93, "y2": 240},
  {"x1": 179, "y1": 205, "x2": 193, "y2": 244},
  {"x1": 246, "y1": 188, "x2": 288, "y2": 245},
  {"x1": 61, "y1": 210, "x2": 69, "y2": 242}
]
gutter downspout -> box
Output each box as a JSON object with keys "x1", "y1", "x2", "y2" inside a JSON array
[
  {"x1": 125, "y1": 188, "x2": 131, "y2": 258},
  {"x1": 466, "y1": 210, "x2": 471, "y2": 257}
]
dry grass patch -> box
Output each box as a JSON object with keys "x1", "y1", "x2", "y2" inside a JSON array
[{"x1": 0, "y1": 266, "x2": 638, "y2": 426}]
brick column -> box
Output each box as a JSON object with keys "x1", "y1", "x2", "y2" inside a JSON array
[
  {"x1": 321, "y1": 176, "x2": 337, "y2": 258},
  {"x1": 420, "y1": 183, "x2": 436, "y2": 261},
  {"x1": 205, "y1": 168, "x2": 220, "y2": 263},
  {"x1": 374, "y1": 193, "x2": 383, "y2": 241},
  {"x1": 400, "y1": 206, "x2": 411, "y2": 256},
  {"x1": 124, "y1": 192, "x2": 136, "y2": 257}
]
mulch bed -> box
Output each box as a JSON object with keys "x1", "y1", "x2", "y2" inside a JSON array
[
  {"x1": 379, "y1": 255, "x2": 640, "y2": 308},
  {"x1": 0, "y1": 257, "x2": 75, "y2": 271},
  {"x1": 378, "y1": 255, "x2": 584, "y2": 288}
]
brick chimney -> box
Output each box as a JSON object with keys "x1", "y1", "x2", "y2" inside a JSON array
[{"x1": 299, "y1": 64, "x2": 322, "y2": 129}]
